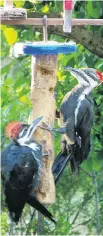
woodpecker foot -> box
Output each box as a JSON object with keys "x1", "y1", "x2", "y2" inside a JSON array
[
  {"x1": 55, "y1": 127, "x2": 66, "y2": 134},
  {"x1": 67, "y1": 143, "x2": 76, "y2": 153},
  {"x1": 67, "y1": 144, "x2": 79, "y2": 173},
  {"x1": 42, "y1": 152, "x2": 49, "y2": 157},
  {"x1": 38, "y1": 122, "x2": 67, "y2": 137},
  {"x1": 38, "y1": 122, "x2": 55, "y2": 136}
]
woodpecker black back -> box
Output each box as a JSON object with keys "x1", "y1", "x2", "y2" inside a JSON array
[{"x1": 53, "y1": 67, "x2": 102, "y2": 179}]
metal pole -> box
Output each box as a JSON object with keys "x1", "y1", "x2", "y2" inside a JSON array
[{"x1": 43, "y1": 15, "x2": 48, "y2": 42}]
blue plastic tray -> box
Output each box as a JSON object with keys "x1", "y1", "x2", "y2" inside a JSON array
[{"x1": 13, "y1": 42, "x2": 77, "y2": 55}]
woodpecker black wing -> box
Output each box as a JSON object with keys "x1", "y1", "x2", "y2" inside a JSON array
[
  {"x1": 1, "y1": 142, "x2": 41, "y2": 189},
  {"x1": 1, "y1": 142, "x2": 56, "y2": 224},
  {"x1": 1, "y1": 142, "x2": 42, "y2": 223},
  {"x1": 52, "y1": 151, "x2": 72, "y2": 184},
  {"x1": 75, "y1": 95, "x2": 94, "y2": 163},
  {"x1": 52, "y1": 151, "x2": 67, "y2": 176}
]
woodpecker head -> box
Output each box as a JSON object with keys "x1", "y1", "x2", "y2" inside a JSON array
[
  {"x1": 63, "y1": 67, "x2": 103, "y2": 89},
  {"x1": 5, "y1": 117, "x2": 43, "y2": 147}
]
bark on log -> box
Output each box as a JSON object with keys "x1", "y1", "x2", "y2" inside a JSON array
[{"x1": 28, "y1": 53, "x2": 57, "y2": 203}]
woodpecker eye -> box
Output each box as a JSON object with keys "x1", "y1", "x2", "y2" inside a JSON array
[
  {"x1": 85, "y1": 70, "x2": 90, "y2": 76},
  {"x1": 24, "y1": 127, "x2": 28, "y2": 132}
]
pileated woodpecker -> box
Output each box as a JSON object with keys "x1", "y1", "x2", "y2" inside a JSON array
[
  {"x1": 1, "y1": 117, "x2": 56, "y2": 224},
  {"x1": 53, "y1": 68, "x2": 103, "y2": 181}
]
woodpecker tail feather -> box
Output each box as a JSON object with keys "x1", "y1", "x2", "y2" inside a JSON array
[
  {"x1": 80, "y1": 135, "x2": 91, "y2": 162},
  {"x1": 55, "y1": 153, "x2": 72, "y2": 184},
  {"x1": 10, "y1": 210, "x2": 23, "y2": 224},
  {"x1": 52, "y1": 152, "x2": 67, "y2": 175},
  {"x1": 69, "y1": 142, "x2": 81, "y2": 173},
  {"x1": 27, "y1": 195, "x2": 56, "y2": 224},
  {"x1": 52, "y1": 151, "x2": 72, "y2": 184}
]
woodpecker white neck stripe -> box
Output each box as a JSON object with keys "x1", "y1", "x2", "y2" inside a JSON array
[
  {"x1": 80, "y1": 71, "x2": 92, "y2": 85},
  {"x1": 71, "y1": 69, "x2": 99, "y2": 86},
  {"x1": 18, "y1": 137, "x2": 40, "y2": 151},
  {"x1": 75, "y1": 86, "x2": 91, "y2": 127},
  {"x1": 75, "y1": 95, "x2": 84, "y2": 127},
  {"x1": 73, "y1": 70, "x2": 90, "y2": 84},
  {"x1": 85, "y1": 71, "x2": 98, "y2": 82}
]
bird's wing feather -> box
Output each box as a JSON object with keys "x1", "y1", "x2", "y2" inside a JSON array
[
  {"x1": 75, "y1": 96, "x2": 94, "y2": 162},
  {"x1": 76, "y1": 96, "x2": 94, "y2": 133},
  {"x1": 1, "y1": 143, "x2": 40, "y2": 189}
]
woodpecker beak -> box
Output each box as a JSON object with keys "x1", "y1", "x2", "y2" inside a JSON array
[
  {"x1": 63, "y1": 66, "x2": 81, "y2": 79},
  {"x1": 18, "y1": 116, "x2": 43, "y2": 144},
  {"x1": 25, "y1": 116, "x2": 43, "y2": 141},
  {"x1": 63, "y1": 66, "x2": 89, "y2": 85},
  {"x1": 63, "y1": 66, "x2": 78, "y2": 73}
]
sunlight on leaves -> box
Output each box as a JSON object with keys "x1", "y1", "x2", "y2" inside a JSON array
[
  {"x1": 19, "y1": 95, "x2": 30, "y2": 105},
  {"x1": 57, "y1": 71, "x2": 63, "y2": 81},
  {"x1": 42, "y1": 4, "x2": 49, "y2": 13},
  {"x1": 4, "y1": 28, "x2": 18, "y2": 45}
]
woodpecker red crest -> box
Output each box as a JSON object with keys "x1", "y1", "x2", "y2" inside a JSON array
[
  {"x1": 5, "y1": 121, "x2": 23, "y2": 139},
  {"x1": 95, "y1": 70, "x2": 103, "y2": 82}
]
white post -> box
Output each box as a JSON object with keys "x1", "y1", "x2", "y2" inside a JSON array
[
  {"x1": 63, "y1": 0, "x2": 73, "y2": 33},
  {"x1": 4, "y1": 0, "x2": 13, "y2": 8}
]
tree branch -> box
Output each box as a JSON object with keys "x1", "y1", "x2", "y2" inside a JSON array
[
  {"x1": 26, "y1": 210, "x2": 36, "y2": 235},
  {"x1": 71, "y1": 193, "x2": 94, "y2": 225},
  {"x1": 47, "y1": 25, "x2": 103, "y2": 58}
]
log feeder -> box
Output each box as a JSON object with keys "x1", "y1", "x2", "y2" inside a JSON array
[
  {"x1": 29, "y1": 54, "x2": 58, "y2": 203},
  {"x1": 12, "y1": 42, "x2": 77, "y2": 203}
]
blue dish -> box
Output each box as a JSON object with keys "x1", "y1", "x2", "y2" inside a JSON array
[
  {"x1": 23, "y1": 43, "x2": 77, "y2": 55},
  {"x1": 13, "y1": 42, "x2": 77, "y2": 55}
]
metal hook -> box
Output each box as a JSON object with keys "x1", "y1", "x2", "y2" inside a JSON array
[{"x1": 43, "y1": 15, "x2": 48, "y2": 42}]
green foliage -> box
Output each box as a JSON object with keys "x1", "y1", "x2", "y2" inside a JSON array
[{"x1": 1, "y1": 0, "x2": 103, "y2": 235}]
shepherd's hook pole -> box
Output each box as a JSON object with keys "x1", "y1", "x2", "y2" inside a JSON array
[{"x1": 43, "y1": 15, "x2": 48, "y2": 42}]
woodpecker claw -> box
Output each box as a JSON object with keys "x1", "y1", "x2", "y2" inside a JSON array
[
  {"x1": 38, "y1": 122, "x2": 55, "y2": 137},
  {"x1": 38, "y1": 122, "x2": 67, "y2": 138},
  {"x1": 42, "y1": 152, "x2": 49, "y2": 157}
]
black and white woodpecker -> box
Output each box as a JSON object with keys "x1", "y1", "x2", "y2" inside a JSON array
[
  {"x1": 52, "y1": 68, "x2": 103, "y2": 181},
  {"x1": 1, "y1": 117, "x2": 56, "y2": 224}
]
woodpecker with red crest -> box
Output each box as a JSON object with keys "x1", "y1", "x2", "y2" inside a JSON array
[
  {"x1": 1, "y1": 117, "x2": 56, "y2": 224},
  {"x1": 52, "y1": 68, "x2": 103, "y2": 182}
]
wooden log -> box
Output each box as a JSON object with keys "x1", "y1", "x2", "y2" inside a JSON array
[{"x1": 28, "y1": 53, "x2": 57, "y2": 204}]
